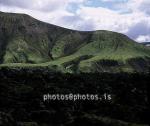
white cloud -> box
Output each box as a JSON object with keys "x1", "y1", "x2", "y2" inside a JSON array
[
  {"x1": 100, "y1": 0, "x2": 126, "y2": 2},
  {"x1": 114, "y1": 0, "x2": 150, "y2": 15},
  {"x1": 139, "y1": 0, "x2": 150, "y2": 15},
  {"x1": 136, "y1": 35, "x2": 150, "y2": 42},
  {"x1": 75, "y1": 6, "x2": 150, "y2": 33},
  {"x1": 0, "y1": 5, "x2": 73, "y2": 24},
  {"x1": 0, "y1": 0, "x2": 86, "y2": 12},
  {"x1": 0, "y1": 0, "x2": 150, "y2": 42},
  {"x1": 76, "y1": 6, "x2": 128, "y2": 32}
]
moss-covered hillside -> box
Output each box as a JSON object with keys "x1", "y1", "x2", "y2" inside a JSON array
[{"x1": 0, "y1": 11, "x2": 150, "y2": 73}]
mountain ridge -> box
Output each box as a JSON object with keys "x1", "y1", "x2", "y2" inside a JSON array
[
  {"x1": 142, "y1": 42, "x2": 150, "y2": 47},
  {"x1": 0, "y1": 11, "x2": 150, "y2": 73}
]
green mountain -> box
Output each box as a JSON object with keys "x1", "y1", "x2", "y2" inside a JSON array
[{"x1": 0, "y1": 11, "x2": 150, "y2": 73}]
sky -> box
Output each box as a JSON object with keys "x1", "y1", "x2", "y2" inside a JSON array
[{"x1": 0, "y1": 0, "x2": 150, "y2": 42}]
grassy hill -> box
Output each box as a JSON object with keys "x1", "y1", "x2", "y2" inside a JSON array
[{"x1": 0, "y1": 11, "x2": 150, "y2": 73}]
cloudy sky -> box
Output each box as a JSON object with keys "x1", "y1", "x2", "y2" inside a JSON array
[{"x1": 0, "y1": 0, "x2": 150, "y2": 42}]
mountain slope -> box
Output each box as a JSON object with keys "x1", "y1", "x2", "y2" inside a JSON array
[{"x1": 0, "y1": 11, "x2": 150, "y2": 73}]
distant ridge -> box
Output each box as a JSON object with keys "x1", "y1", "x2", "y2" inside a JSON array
[{"x1": 142, "y1": 42, "x2": 150, "y2": 47}]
